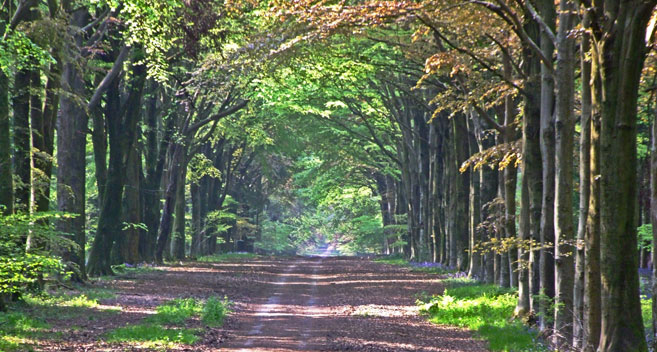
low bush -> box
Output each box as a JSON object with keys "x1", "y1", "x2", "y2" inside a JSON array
[{"x1": 419, "y1": 279, "x2": 546, "y2": 351}]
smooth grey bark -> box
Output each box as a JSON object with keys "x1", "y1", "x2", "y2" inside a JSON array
[
  {"x1": 537, "y1": 0, "x2": 556, "y2": 330},
  {"x1": 552, "y1": 0, "x2": 576, "y2": 346}
]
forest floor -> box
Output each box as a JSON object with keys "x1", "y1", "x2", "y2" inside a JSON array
[{"x1": 3, "y1": 255, "x2": 489, "y2": 351}]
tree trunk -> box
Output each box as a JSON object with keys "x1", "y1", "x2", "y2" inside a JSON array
[
  {"x1": 156, "y1": 142, "x2": 185, "y2": 263},
  {"x1": 141, "y1": 94, "x2": 173, "y2": 262},
  {"x1": 453, "y1": 113, "x2": 470, "y2": 271},
  {"x1": 537, "y1": 0, "x2": 556, "y2": 330},
  {"x1": 592, "y1": 2, "x2": 654, "y2": 350},
  {"x1": 574, "y1": 13, "x2": 592, "y2": 348},
  {"x1": 87, "y1": 58, "x2": 145, "y2": 276},
  {"x1": 171, "y1": 165, "x2": 187, "y2": 260},
  {"x1": 651, "y1": 81, "x2": 657, "y2": 352},
  {"x1": 467, "y1": 113, "x2": 482, "y2": 279},
  {"x1": 552, "y1": 0, "x2": 576, "y2": 346},
  {"x1": 0, "y1": 5, "x2": 13, "y2": 215},
  {"x1": 119, "y1": 134, "x2": 142, "y2": 264},
  {"x1": 13, "y1": 69, "x2": 31, "y2": 213},
  {"x1": 584, "y1": 42, "x2": 602, "y2": 351},
  {"x1": 517, "y1": 1, "x2": 543, "y2": 315},
  {"x1": 56, "y1": 8, "x2": 89, "y2": 281}
]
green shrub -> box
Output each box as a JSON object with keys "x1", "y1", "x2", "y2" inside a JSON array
[
  {"x1": 420, "y1": 280, "x2": 545, "y2": 351},
  {"x1": 0, "y1": 212, "x2": 75, "y2": 303},
  {"x1": 202, "y1": 296, "x2": 230, "y2": 326},
  {"x1": 148, "y1": 298, "x2": 201, "y2": 325}
]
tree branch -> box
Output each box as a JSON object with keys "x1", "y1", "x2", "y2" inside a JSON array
[
  {"x1": 184, "y1": 99, "x2": 248, "y2": 136},
  {"x1": 87, "y1": 45, "x2": 131, "y2": 111}
]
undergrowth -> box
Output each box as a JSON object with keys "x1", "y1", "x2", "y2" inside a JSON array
[
  {"x1": 0, "y1": 287, "x2": 118, "y2": 351},
  {"x1": 105, "y1": 324, "x2": 199, "y2": 349},
  {"x1": 105, "y1": 296, "x2": 230, "y2": 349},
  {"x1": 197, "y1": 252, "x2": 259, "y2": 262},
  {"x1": 419, "y1": 279, "x2": 546, "y2": 351}
]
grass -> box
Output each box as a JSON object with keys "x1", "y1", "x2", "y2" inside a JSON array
[
  {"x1": 197, "y1": 252, "x2": 259, "y2": 262},
  {"x1": 419, "y1": 279, "x2": 546, "y2": 352},
  {"x1": 147, "y1": 298, "x2": 202, "y2": 325},
  {"x1": 0, "y1": 287, "x2": 118, "y2": 351},
  {"x1": 0, "y1": 312, "x2": 52, "y2": 351},
  {"x1": 105, "y1": 324, "x2": 199, "y2": 349},
  {"x1": 105, "y1": 296, "x2": 230, "y2": 348}
]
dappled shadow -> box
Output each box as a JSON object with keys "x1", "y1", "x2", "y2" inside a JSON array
[
  {"x1": 219, "y1": 256, "x2": 487, "y2": 352},
  {"x1": 20, "y1": 256, "x2": 487, "y2": 351}
]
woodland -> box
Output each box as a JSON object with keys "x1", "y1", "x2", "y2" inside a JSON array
[{"x1": 1, "y1": 0, "x2": 657, "y2": 351}]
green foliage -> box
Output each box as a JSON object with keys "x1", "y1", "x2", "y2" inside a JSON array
[
  {"x1": 188, "y1": 154, "x2": 222, "y2": 183},
  {"x1": 204, "y1": 209, "x2": 236, "y2": 235},
  {"x1": 0, "y1": 212, "x2": 75, "y2": 297},
  {"x1": 641, "y1": 296, "x2": 651, "y2": 334},
  {"x1": 638, "y1": 224, "x2": 652, "y2": 251},
  {"x1": 105, "y1": 295, "x2": 228, "y2": 348},
  {"x1": 0, "y1": 26, "x2": 55, "y2": 76},
  {"x1": 147, "y1": 298, "x2": 202, "y2": 325},
  {"x1": 419, "y1": 280, "x2": 546, "y2": 351},
  {"x1": 105, "y1": 324, "x2": 199, "y2": 348},
  {"x1": 256, "y1": 220, "x2": 298, "y2": 254},
  {"x1": 201, "y1": 296, "x2": 230, "y2": 326}
]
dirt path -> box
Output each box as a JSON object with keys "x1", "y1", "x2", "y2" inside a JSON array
[
  {"x1": 39, "y1": 256, "x2": 487, "y2": 351},
  {"x1": 219, "y1": 256, "x2": 487, "y2": 352}
]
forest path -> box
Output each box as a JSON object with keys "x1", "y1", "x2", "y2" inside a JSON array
[
  {"x1": 219, "y1": 256, "x2": 488, "y2": 352},
  {"x1": 34, "y1": 255, "x2": 488, "y2": 351}
]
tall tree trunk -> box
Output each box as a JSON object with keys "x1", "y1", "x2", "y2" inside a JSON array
[
  {"x1": 574, "y1": 14, "x2": 592, "y2": 348},
  {"x1": 584, "y1": 40, "x2": 602, "y2": 351},
  {"x1": 538, "y1": 0, "x2": 557, "y2": 330},
  {"x1": 119, "y1": 135, "x2": 142, "y2": 264},
  {"x1": 500, "y1": 54, "x2": 516, "y2": 288},
  {"x1": 651, "y1": 80, "x2": 657, "y2": 352},
  {"x1": 56, "y1": 8, "x2": 89, "y2": 281},
  {"x1": 13, "y1": 69, "x2": 31, "y2": 213},
  {"x1": 592, "y1": 2, "x2": 654, "y2": 350},
  {"x1": 171, "y1": 165, "x2": 187, "y2": 260},
  {"x1": 87, "y1": 58, "x2": 145, "y2": 276},
  {"x1": 518, "y1": 1, "x2": 544, "y2": 315},
  {"x1": 552, "y1": 0, "x2": 576, "y2": 346},
  {"x1": 191, "y1": 182, "x2": 202, "y2": 257},
  {"x1": 467, "y1": 113, "x2": 482, "y2": 278},
  {"x1": 32, "y1": 58, "x2": 60, "y2": 214},
  {"x1": 141, "y1": 94, "x2": 173, "y2": 262},
  {"x1": 0, "y1": 5, "x2": 13, "y2": 215},
  {"x1": 515, "y1": 170, "x2": 530, "y2": 315},
  {"x1": 156, "y1": 142, "x2": 185, "y2": 263},
  {"x1": 453, "y1": 113, "x2": 470, "y2": 271}
]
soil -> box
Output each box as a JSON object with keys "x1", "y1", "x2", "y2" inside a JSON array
[{"x1": 39, "y1": 256, "x2": 488, "y2": 351}]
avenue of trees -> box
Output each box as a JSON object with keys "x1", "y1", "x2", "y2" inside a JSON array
[{"x1": 2, "y1": 0, "x2": 657, "y2": 351}]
